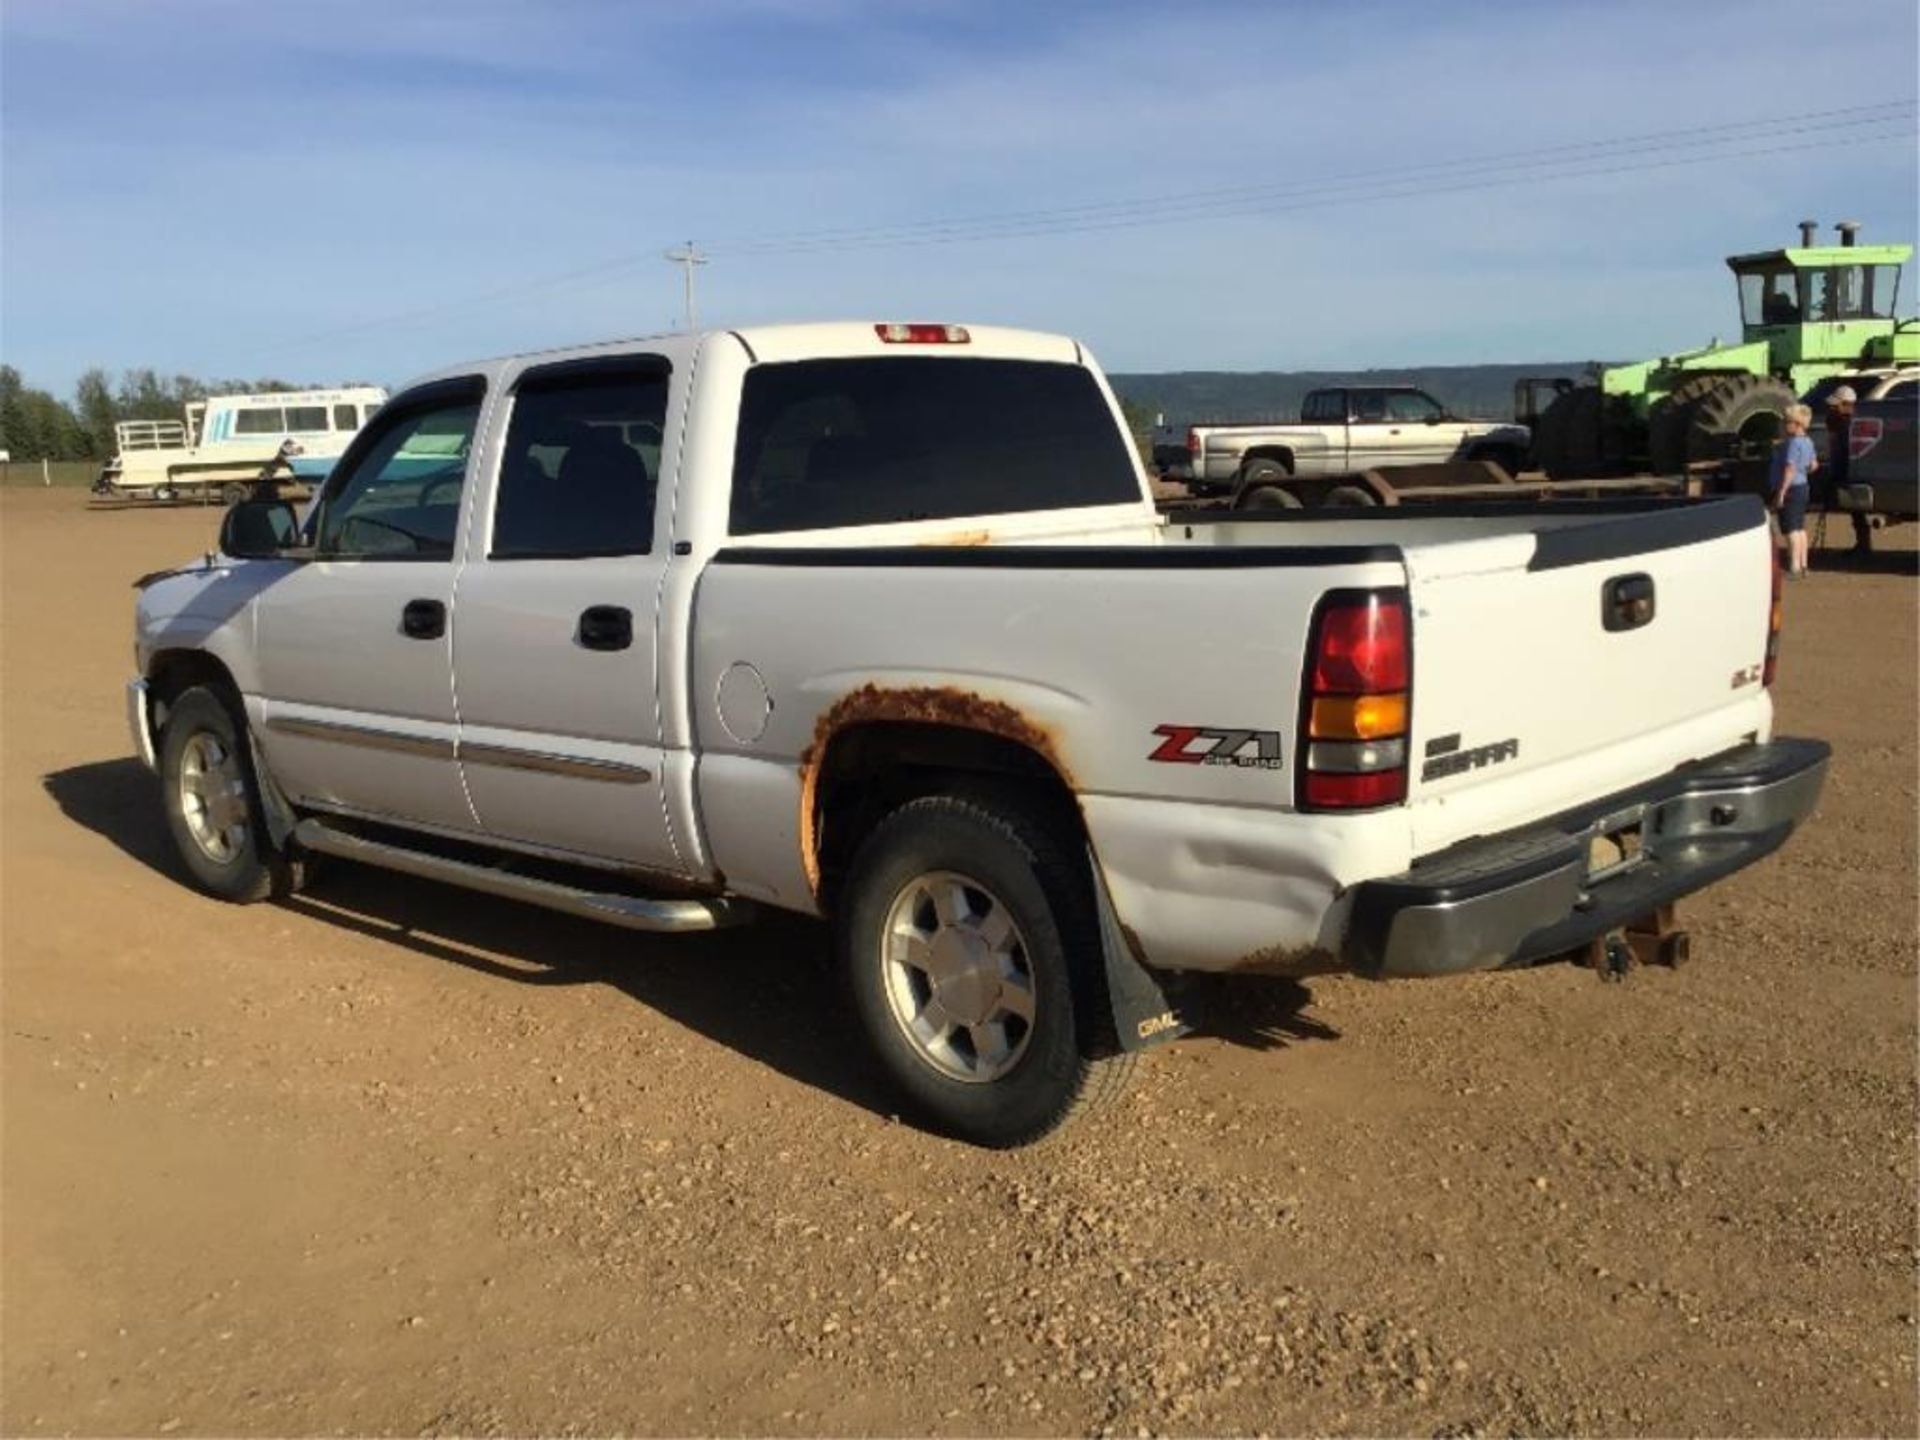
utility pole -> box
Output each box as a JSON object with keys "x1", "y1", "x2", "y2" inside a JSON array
[{"x1": 664, "y1": 241, "x2": 708, "y2": 330}]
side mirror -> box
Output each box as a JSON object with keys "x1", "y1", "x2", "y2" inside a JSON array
[{"x1": 219, "y1": 498, "x2": 301, "y2": 559}]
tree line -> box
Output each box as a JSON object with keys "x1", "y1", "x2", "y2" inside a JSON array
[{"x1": 0, "y1": 367, "x2": 335, "y2": 463}]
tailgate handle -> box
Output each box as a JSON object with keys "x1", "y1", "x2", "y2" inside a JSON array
[{"x1": 1602, "y1": 573, "x2": 1656, "y2": 632}]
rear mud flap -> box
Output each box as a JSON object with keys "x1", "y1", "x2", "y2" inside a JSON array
[{"x1": 1088, "y1": 848, "x2": 1193, "y2": 1051}]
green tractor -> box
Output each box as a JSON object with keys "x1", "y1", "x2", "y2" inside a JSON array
[{"x1": 1534, "y1": 220, "x2": 1919, "y2": 482}]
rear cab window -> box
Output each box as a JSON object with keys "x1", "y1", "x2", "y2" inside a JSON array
[{"x1": 728, "y1": 357, "x2": 1138, "y2": 536}]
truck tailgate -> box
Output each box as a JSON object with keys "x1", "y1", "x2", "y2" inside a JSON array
[{"x1": 1402, "y1": 498, "x2": 1775, "y2": 855}]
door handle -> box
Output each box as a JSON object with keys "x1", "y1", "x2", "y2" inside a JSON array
[
  {"x1": 577, "y1": 605, "x2": 633, "y2": 651},
  {"x1": 400, "y1": 598, "x2": 446, "y2": 640}
]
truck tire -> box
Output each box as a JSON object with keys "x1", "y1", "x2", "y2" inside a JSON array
[
  {"x1": 1239, "y1": 484, "x2": 1300, "y2": 510},
  {"x1": 1684, "y1": 373, "x2": 1796, "y2": 468},
  {"x1": 158, "y1": 686, "x2": 292, "y2": 903},
  {"x1": 1239, "y1": 457, "x2": 1290, "y2": 489},
  {"x1": 836, "y1": 793, "x2": 1136, "y2": 1147},
  {"x1": 1648, "y1": 374, "x2": 1727, "y2": 474},
  {"x1": 1321, "y1": 484, "x2": 1377, "y2": 507}
]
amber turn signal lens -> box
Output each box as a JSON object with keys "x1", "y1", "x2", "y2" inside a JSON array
[{"x1": 1309, "y1": 691, "x2": 1408, "y2": 741}]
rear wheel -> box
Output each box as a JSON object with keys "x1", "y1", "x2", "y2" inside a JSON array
[
  {"x1": 836, "y1": 794, "x2": 1136, "y2": 1147},
  {"x1": 1238, "y1": 457, "x2": 1290, "y2": 490},
  {"x1": 1321, "y1": 484, "x2": 1377, "y2": 508}
]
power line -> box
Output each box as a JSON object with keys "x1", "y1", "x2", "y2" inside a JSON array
[
  {"x1": 248, "y1": 99, "x2": 1916, "y2": 359},
  {"x1": 711, "y1": 99, "x2": 1917, "y2": 256}
]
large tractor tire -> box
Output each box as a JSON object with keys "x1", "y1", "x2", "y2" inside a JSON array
[
  {"x1": 1683, "y1": 374, "x2": 1796, "y2": 478},
  {"x1": 1534, "y1": 385, "x2": 1606, "y2": 480},
  {"x1": 1648, "y1": 374, "x2": 1731, "y2": 475}
]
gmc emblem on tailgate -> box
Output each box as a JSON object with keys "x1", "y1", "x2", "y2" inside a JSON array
[{"x1": 1149, "y1": 725, "x2": 1284, "y2": 769}]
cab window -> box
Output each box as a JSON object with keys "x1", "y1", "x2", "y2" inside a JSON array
[
  {"x1": 1302, "y1": 390, "x2": 1344, "y2": 424},
  {"x1": 492, "y1": 358, "x2": 667, "y2": 559},
  {"x1": 315, "y1": 380, "x2": 484, "y2": 559},
  {"x1": 1385, "y1": 391, "x2": 1444, "y2": 423}
]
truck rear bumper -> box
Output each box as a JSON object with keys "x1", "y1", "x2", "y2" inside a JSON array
[{"x1": 1344, "y1": 738, "x2": 1829, "y2": 978}]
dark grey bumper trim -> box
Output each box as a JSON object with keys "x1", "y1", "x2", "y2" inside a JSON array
[{"x1": 1346, "y1": 737, "x2": 1830, "y2": 977}]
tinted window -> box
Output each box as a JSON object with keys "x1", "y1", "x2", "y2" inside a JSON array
[
  {"x1": 1386, "y1": 391, "x2": 1444, "y2": 423},
  {"x1": 1884, "y1": 379, "x2": 1917, "y2": 401},
  {"x1": 729, "y1": 358, "x2": 1138, "y2": 535},
  {"x1": 361, "y1": 404, "x2": 381, "y2": 426},
  {"x1": 1302, "y1": 391, "x2": 1343, "y2": 423},
  {"x1": 233, "y1": 407, "x2": 285, "y2": 434},
  {"x1": 1351, "y1": 392, "x2": 1388, "y2": 422},
  {"x1": 285, "y1": 405, "x2": 329, "y2": 432},
  {"x1": 332, "y1": 403, "x2": 358, "y2": 430},
  {"x1": 316, "y1": 387, "x2": 482, "y2": 559},
  {"x1": 493, "y1": 363, "x2": 667, "y2": 558}
]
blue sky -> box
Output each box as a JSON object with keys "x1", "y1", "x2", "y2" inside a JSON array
[{"x1": 4, "y1": 0, "x2": 1916, "y2": 397}]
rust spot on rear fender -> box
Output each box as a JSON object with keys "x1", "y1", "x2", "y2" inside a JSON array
[{"x1": 797, "y1": 684, "x2": 1074, "y2": 898}]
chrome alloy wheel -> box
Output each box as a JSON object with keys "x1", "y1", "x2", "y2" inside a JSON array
[
  {"x1": 880, "y1": 870, "x2": 1037, "y2": 1083},
  {"x1": 177, "y1": 730, "x2": 249, "y2": 863}
]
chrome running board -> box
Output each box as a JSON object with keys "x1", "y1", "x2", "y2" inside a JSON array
[{"x1": 290, "y1": 818, "x2": 752, "y2": 934}]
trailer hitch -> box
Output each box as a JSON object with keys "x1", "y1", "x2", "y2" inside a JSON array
[{"x1": 1585, "y1": 904, "x2": 1690, "y2": 981}]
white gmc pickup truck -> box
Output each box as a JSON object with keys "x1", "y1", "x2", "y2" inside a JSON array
[{"x1": 128, "y1": 321, "x2": 1828, "y2": 1146}]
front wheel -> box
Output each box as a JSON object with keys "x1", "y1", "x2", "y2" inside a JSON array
[
  {"x1": 159, "y1": 686, "x2": 291, "y2": 902},
  {"x1": 836, "y1": 794, "x2": 1136, "y2": 1147}
]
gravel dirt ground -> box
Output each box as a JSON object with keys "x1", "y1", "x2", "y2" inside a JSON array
[{"x1": 3, "y1": 487, "x2": 1915, "y2": 1437}]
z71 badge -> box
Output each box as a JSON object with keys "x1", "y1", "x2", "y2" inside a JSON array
[{"x1": 1149, "y1": 725, "x2": 1284, "y2": 769}]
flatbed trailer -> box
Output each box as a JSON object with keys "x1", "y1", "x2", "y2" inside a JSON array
[{"x1": 1152, "y1": 459, "x2": 1710, "y2": 514}]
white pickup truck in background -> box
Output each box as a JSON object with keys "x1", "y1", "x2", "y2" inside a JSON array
[
  {"x1": 1153, "y1": 384, "x2": 1533, "y2": 501},
  {"x1": 128, "y1": 321, "x2": 1827, "y2": 1146}
]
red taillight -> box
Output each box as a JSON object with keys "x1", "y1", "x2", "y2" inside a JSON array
[
  {"x1": 1303, "y1": 768, "x2": 1407, "y2": 809},
  {"x1": 1299, "y1": 590, "x2": 1411, "y2": 811},
  {"x1": 874, "y1": 323, "x2": 970, "y2": 344},
  {"x1": 1763, "y1": 540, "x2": 1784, "y2": 687},
  {"x1": 1312, "y1": 594, "x2": 1410, "y2": 693},
  {"x1": 1849, "y1": 416, "x2": 1883, "y2": 459},
  {"x1": 1186, "y1": 426, "x2": 1200, "y2": 456}
]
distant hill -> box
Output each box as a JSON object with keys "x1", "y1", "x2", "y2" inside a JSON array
[{"x1": 1108, "y1": 363, "x2": 1599, "y2": 427}]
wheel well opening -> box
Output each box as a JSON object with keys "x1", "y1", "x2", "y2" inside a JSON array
[
  {"x1": 810, "y1": 722, "x2": 1082, "y2": 912},
  {"x1": 146, "y1": 650, "x2": 241, "y2": 734},
  {"x1": 1241, "y1": 446, "x2": 1295, "y2": 473}
]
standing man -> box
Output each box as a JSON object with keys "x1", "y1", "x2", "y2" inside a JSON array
[{"x1": 1822, "y1": 385, "x2": 1872, "y2": 557}]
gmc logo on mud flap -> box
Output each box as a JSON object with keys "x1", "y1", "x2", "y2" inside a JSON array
[{"x1": 1148, "y1": 725, "x2": 1284, "y2": 770}]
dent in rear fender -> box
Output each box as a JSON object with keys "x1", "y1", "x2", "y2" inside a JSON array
[{"x1": 1080, "y1": 793, "x2": 1415, "y2": 974}]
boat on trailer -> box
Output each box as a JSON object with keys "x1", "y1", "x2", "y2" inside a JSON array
[{"x1": 96, "y1": 386, "x2": 388, "y2": 502}]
